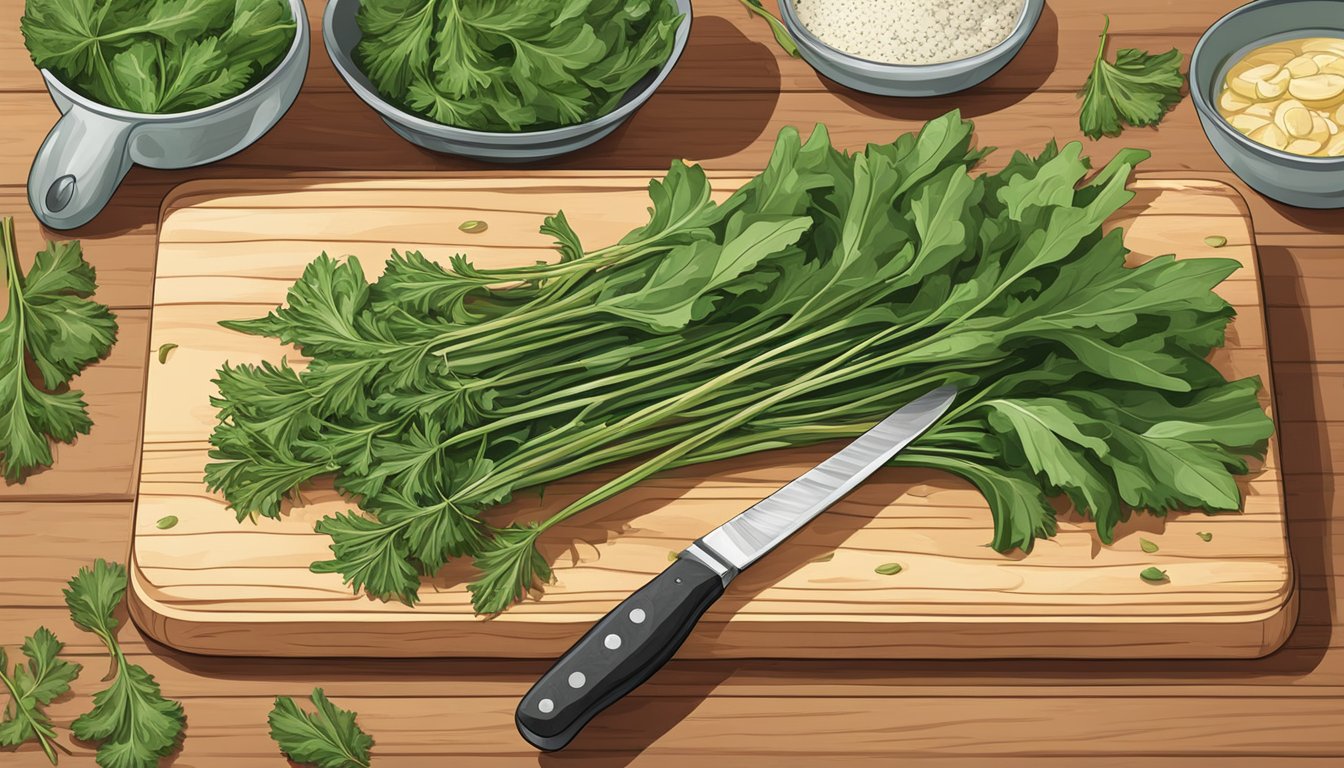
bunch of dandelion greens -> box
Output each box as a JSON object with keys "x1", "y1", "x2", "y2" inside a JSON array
[{"x1": 205, "y1": 111, "x2": 1272, "y2": 615}]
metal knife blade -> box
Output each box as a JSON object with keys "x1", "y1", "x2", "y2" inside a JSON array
[
  {"x1": 516, "y1": 386, "x2": 958, "y2": 751},
  {"x1": 683, "y1": 384, "x2": 958, "y2": 582}
]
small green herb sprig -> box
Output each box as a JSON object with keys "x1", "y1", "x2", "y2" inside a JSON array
[
  {"x1": 1079, "y1": 16, "x2": 1184, "y2": 139},
  {"x1": 0, "y1": 629, "x2": 82, "y2": 764},
  {"x1": 0, "y1": 217, "x2": 118, "y2": 482},
  {"x1": 64, "y1": 560, "x2": 185, "y2": 767},
  {"x1": 268, "y1": 689, "x2": 373, "y2": 768}
]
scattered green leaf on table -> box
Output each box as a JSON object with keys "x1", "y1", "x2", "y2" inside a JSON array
[
  {"x1": 667, "y1": 550, "x2": 678, "y2": 562},
  {"x1": 1139, "y1": 538, "x2": 1159, "y2": 553},
  {"x1": 156, "y1": 343, "x2": 178, "y2": 364},
  {"x1": 268, "y1": 688, "x2": 373, "y2": 768},
  {"x1": 875, "y1": 563, "x2": 904, "y2": 576},
  {"x1": 811, "y1": 552, "x2": 834, "y2": 563},
  {"x1": 1, "y1": 217, "x2": 118, "y2": 482},
  {"x1": 355, "y1": 0, "x2": 682, "y2": 132},
  {"x1": 207, "y1": 112, "x2": 1273, "y2": 615},
  {"x1": 739, "y1": 0, "x2": 800, "y2": 58},
  {"x1": 1140, "y1": 566, "x2": 1169, "y2": 583},
  {"x1": 1197, "y1": 531, "x2": 1213, "y2": 542},
  {"x1": 1204, "y1": 236, "x2": 1228, "y2": 248},
  {"x1": 21, "y1": 0, "x2": 296, "y2": 114},
  {"x1": 156, "y1": 516, "x2": 179, "y2": 530},
  {"x1": 0, "y1": 627, "x2": 82, "y2": 765},
  {"x1": 64, "y1": 560, "x2": 184, "y2": 768},
  {"x1": 1079, "y1": 16, "x2": 1184, "y2": 139},
  {"x1": 459, "y1": 221, "x2": 488, "y2": 234}
]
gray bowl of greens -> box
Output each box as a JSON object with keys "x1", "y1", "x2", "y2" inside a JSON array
[
  {"x1": 777, "y1": 0, "x2": 1044, "y2": 97},
  {"x1": 22, "y1": 0, "x2": 307, "y2": 230},
  {"x1": 324, "y1": 0, "x2": 691, "y2": 162}
]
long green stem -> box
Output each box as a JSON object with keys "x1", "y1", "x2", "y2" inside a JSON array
[{"x1": 0, "y1": 663, "x2": 61, "y2": 764}]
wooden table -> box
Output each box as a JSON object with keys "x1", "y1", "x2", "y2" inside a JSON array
[{"x1": 1, "y1": 1, "x2": 1342, "y2": 764}]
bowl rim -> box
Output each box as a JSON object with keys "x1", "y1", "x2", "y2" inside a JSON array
[
  {"x1": 322, "y1": 0, "x2": 692, "y2": 141},
  {"x1": 40, "y1": 0, "x2": 309, "y2": 122},
  {"x1": 776, "y1": 0, "x2": 1044, "y2": 72},
  {"x1": 1189, "y1": 0, "x2": 1344, "y2": 167}
]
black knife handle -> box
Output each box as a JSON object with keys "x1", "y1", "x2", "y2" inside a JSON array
[{"x1": 516, "y1": 557, "x2": 726, "y2": 751}]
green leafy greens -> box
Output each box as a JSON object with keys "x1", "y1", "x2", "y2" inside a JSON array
[
  {"x1": 0, "y1": 628, "x2": 82, "y2": 765},
  {"x1": 739, "y1": 0, "x2": 800, "y2": 58},
  {"x1": 21, "y1": 0, "x2": 295, "y2": 113},
  {"x1": 268, "y1": 689, "x2": 373, "y2": 768},
  {"x1": 64, "y1": 560, "x2": 184, "y2": 768},
  {"x1": 1078, "y1": 16, "x2": 1184, "y2": 139},
  {"x1": 206, "y1": 112, "x2": 1273, "y2": 615},
  {"x1": 355, "y1": 0, "x2": 682, "y2": 132},
  {"x1": 1, "y1": 217, "x2": 118, "y2": 482}
]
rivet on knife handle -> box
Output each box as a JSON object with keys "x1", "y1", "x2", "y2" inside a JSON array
[{"x1": 515, "y1": 557, "x2": 725, "y2": 751}]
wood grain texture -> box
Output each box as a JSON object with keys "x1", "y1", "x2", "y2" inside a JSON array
[
  {"x1": 1, "y1": 0, "x2": 1342, "y2": 763},
  {"x1": 126, "y1": 174, "x2": 1294, "y2": 658}
]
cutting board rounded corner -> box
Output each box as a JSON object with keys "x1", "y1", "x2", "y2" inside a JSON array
[{"x1": 1253, "y1": 564, "x2": 1300, "y2": 659}]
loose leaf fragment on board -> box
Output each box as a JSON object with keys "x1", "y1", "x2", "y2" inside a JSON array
[
  {"x1": 268, "y1": 688, "x2": 374, "y2": 768},
  {"x1": 1139, "y1": 566, "x2": 1169, "y2": 583},
  {"x1": 875, "y1": 563, "x2": 904, "y2": 576},
  {"x1": 1139, "y1": 538, "x2": 1159, "y2": 553}
]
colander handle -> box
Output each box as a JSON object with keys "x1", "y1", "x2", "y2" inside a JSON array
[{"x1": 28, "y1": 105, "x2": 134, "y2": 231}]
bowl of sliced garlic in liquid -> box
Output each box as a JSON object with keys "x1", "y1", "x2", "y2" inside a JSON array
[{"x1": 1191, "y1": 0, "x2": 1344, "y2": 208}]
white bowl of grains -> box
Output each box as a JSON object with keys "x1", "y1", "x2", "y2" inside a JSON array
[{"x1": 779, "y1": 0, "x2": 1045, "y2": 96}]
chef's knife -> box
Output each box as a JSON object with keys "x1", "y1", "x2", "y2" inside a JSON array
[{"x1": 515, "y1": 385, "x2": 958, "y2": 751}]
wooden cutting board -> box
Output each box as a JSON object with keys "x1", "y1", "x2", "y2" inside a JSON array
[{"x1": 129, "y1": 173, "x2": 1295, "y2": 659}]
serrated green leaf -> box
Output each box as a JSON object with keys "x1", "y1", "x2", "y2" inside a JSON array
[
  {"x1": 65, "y1": 560, "x2": 184, "y2": 768},
  {"x1": 71, "y1": 664, "x2": 184, "y2": 768},
  {"x1": 603, "y1": 217, "x2": 810, "y2": 331},
  {"x1": 1079, "y1": 16, "x2": 1184, "y2": 139},
  {"x1": 268, "y1": 689, "x2": 373, "y2": 768},
  {"x1": 63, "y1": 559, "x2": 127, "y2": 639},
  {"x1": 310, "y1": 511, "x2": 422, "y2": 604},
  {"x1": 0, "y1": 219, "x2": 118, "y2": 483},
  {"x1": 468, "y1": 523, "x2": 552, "y2": 615},
  {"x1": 0, "y1": 627, "x2": 82, "y2": 765}
]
